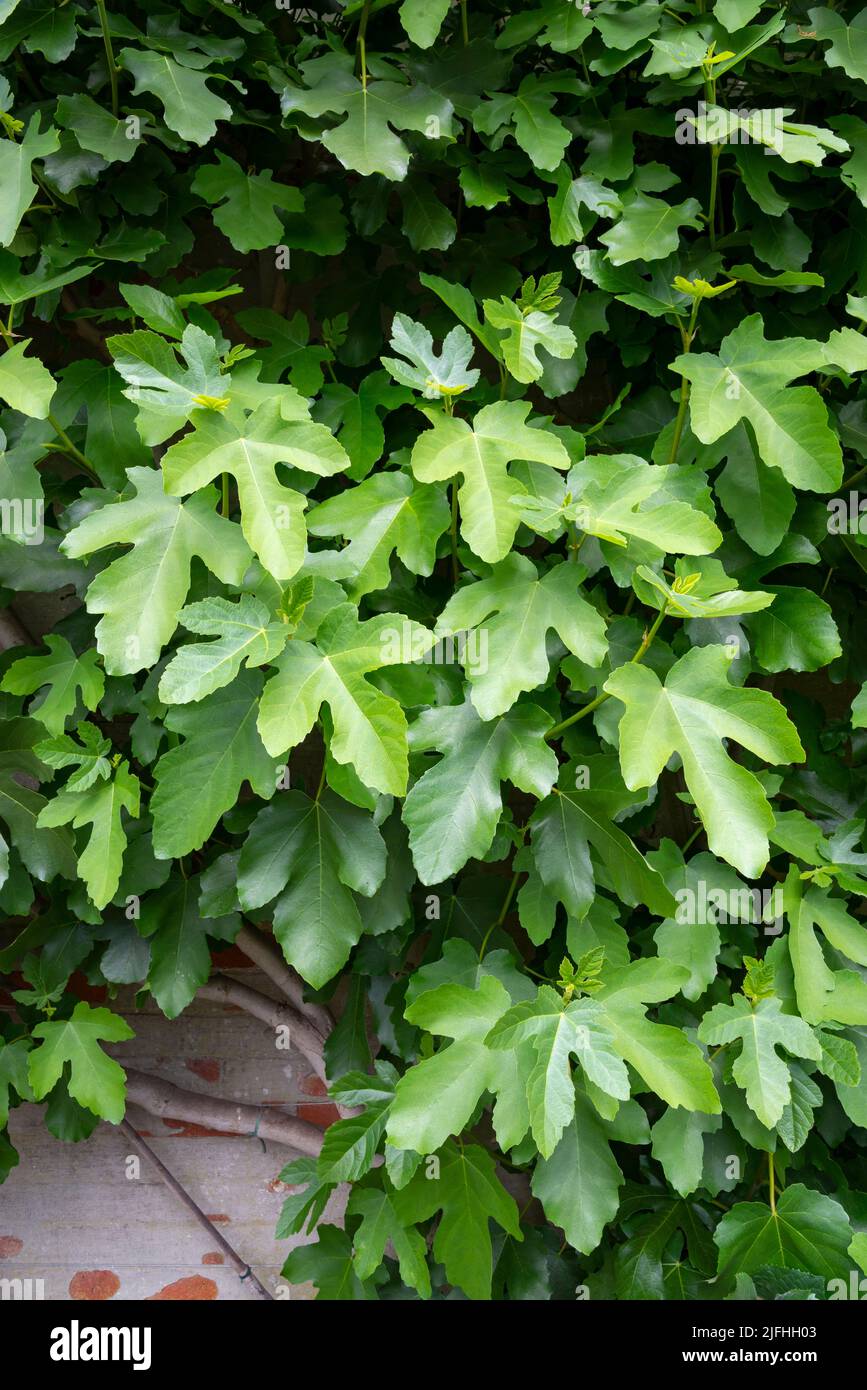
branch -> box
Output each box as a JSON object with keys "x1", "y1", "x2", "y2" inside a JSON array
[
  {"x1": 235, "y1": 924, "x2": 333, "y2": 1037},
  {"x1": 198, "y1": 972, "x2": 327, "y2": 1082},
  {"x1": 118, "y1": 1118, "x2": 274, "y2": 1299},
  {"x1": 124, "y1": 1068, "x2": 324, "y2": 1157},
  {"x1": 0, "y1": 607, "x2": 36, "y2": 652}
]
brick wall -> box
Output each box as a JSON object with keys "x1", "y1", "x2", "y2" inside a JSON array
[{"x1": 0, "y1": 953, "x2": 342, "y2": 1301}]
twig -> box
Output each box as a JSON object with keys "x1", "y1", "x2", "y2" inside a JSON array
[
  {"x1": 118, "y1": 1118, "x2": 274, "y2": 1300},
  {"x1": 198, "y1": 972, "x2": 327, "y2": 1081},
  {"x1": 235, "y1": 924, "x2": 333, "y2": 1037},
  {"x1": 124, "y1": 1067, "x2": 324, "y2": 1157}
]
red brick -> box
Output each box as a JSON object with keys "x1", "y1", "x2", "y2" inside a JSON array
[
  {"x1": 147, "y1": 1275, "x2": 218, "y2": 1301},
  {"x1": 297, "y1": 1102, "x2": 341, "y2": 1128},
  {"x1": 300, "y1": 1074, "x2": 327, "y2": 1097},
  {"x1": 69, "y1": 1270, "x2": 120, "y2": 1300},
  {"x1": 185, "y1": 1057, "x2": 222, "y2": 1084}
]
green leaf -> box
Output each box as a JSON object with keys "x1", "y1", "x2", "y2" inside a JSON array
[
  {"x1": 258, "y1": 603, "x2": 434, "y2": 797},
  {"x1": 651, "y1": 1106, "x2": 722, "y2": 1197},
  {"x1": 381, "y1": 313, "x2": 479, "y2": 400},
  {"x1": 388, "y1": 976, "x2": 530, "y2": 1153},
  {"x1": 347, "y1": 1186, "x2": 431, "y2": 1296},
  {"x1": 0, "y1": 339, "x2": 56, "y2": 417},
  {"x1": 1, "y1": 635, "x2": 103, "y2": 735},
  {"x1": 151, "y1": 671, "x2": 276, "y2": 859},
  {"x1": 784, "y1": 872, "x2": 867, "y2": 1027},
  {"x1": 28, "y1": 1001, "x2": 134, "y2": 1123},
  {"x1": 34, "y1": 722, "x2": 111, "y2": 793},
  {"x1": 605, "y1": 645, "x2": 805, "y2": 877},
  {"x1": 38, "y1": 760, "x2": 139, "y2": 909},
  {"x1": 436, "y1": 554, "x2": 608, "y2": 720},
  {"x1": 0, "y1": 251, "x2": 91, "y2": 307},
  {"x1": 600, "y1": 195, "x2": 702, "y2": 266},
  {"x1": 483, "y1": 295, "x2": 577, "y2": 383},
  {"x1": 55, "y1": 93, "x2": 138, "y2": 164},
  {"x1": 61, "y1": 467, "x2": 251, "y2": 674},
  {"x1": 234, "y1": 309, "x2": 332, "y2": 396},
  {"x1": 593, "y1": 961, "x2": 721, "y2": 1113},
  {"x1": 698, "y1": 995, "x2": 821, "y2": 1128},
  {"x1": 237, "y1": 790, "x2": 386, "y2": 988},
  {"x1": 309, "y1": 469, "x2": 450, "y2": 600},
  {"x1": 282, "y1": 1224, "x2": 375, "y2": 1300},
  {"x1": 107, "y1": 325, "x2": 228, "y2": 446},
  {"x1": 474, "y1": 75, "x2": 577, "y2": 171},
  {"x1": 0, "y1": 115, "x2": 58, "y2": 247},
  {"x1": 634, "y1": 560, "x2": 774, "y2": 619},
  {"x1": 715, "y1": 1183, "x2": 853, "y2": 1281},
  {"x1": 0, "y1": 1036, "x2": 33, "y2": 1126},
  {"x1": 520, "y1": 771, "x2": 677, "y2": 940},
  {"x1": 809, "y1": 5, "x2": 867, "y2": 85},
  {"x1": 410, "y1": 400, "x2": 570, "y2": 563},
  {"x1": 711, "y1": 423, "x2": 796, "y2": 556},
  {"x1": 485, "y1": 986, "x2": 630, "y2": 1156},
  {"x1": 651, "y1": 843, "x2": 752, "y2": 1000},
  {"x1": 0, "y1": 719, "x2": 76, "y2": 881},
  {"x1": 119, "y1": 48, "x2": 233, "y2": 145},
  {"x1": 192, "y1": 153, "x2": 303, "y2": 253},
  {"x1": 140, "y1": 875, "x2": 234, "y2": 1019},
  {"x1": 531, "y1": 1086, "x2": 626, "y2": 1253},
  {"x1": 566, "y1": 452, "x2": 723, "y2": 553},
  {"x1": 746, "y1": 587, "x2": 842, "y2": 674},
  {"x1": 163, "y1": 397, "x2": 349, "y2": 582},
  {"x1": 281, "y1": 53, "x2": 455, "y2": 181},
  {"x1": 391, "y1": 1140, "x2": 521, "y2": 1300},
  {"x1": 402, "y1": 699, "x2": 558, "y2": 884},
  {"x1": 158, "y1": 595, "x2": 288, "y2": 704},
  {"x1": 398, "y1": 0, "x2": 450, "y2": 48},
  {"x1": 674, "y1": 315, "x2": 845, "y2": 492},
  {"x1": 689, "y1": 105, "x2": 848, "y2": 165}
]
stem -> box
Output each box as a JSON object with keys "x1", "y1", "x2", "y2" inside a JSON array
[
  {"x1": 682, "y1": 823, "x2": 703, "y2": 853},
  {"x1": 479, "y1": 867, "x2": 521, "y2": 959},
  {"x1": 768, "y1": 1151, "x2": 776, "y2": 1215},
  {"x1": 568, "y1": 525, "x2": 585, "y2": 562},
  {"x1": 545, "y1": 607, "x2": 668, "y2": 740},
  {"x1": 708, "y1": 144, "x2": 720, "y2": 249},
  {"x1": 667, "y1": 298, "x2": 701, "y2": 467},
  {"x1": 460, "y1": 0, "x2": 469, "y2": 44},
  {"x1": 46, "y1": 413, "x2": 100, "y2": 480},
  {"x1": 702, "y1": 58, "x2": 719, "y2": 248},
  {"x1": 450, "y1": 482, "x2": 460, "y2": 582},
  {"x1": 357, "y1": 0, "x2": 371, "y2": 83},
  {"x1": 667, "y1": 376, "x2": 691, "y2": 467},
  {"x1": 220, "y1": 472, "x2": 230, "y2": 517},
  {"x1": 95, "y1": 0, "x2": 120, "y2": 119},
  {"x1": 629, "y1": 606, "x2": 666, "y2": 664},
  {"x1": 118, "y1": 1119, "x2": 274, "y2": 1299},
  {"x1": 842, "y1": 462, "x2": 867, "y2": 489}
]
